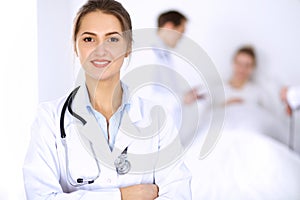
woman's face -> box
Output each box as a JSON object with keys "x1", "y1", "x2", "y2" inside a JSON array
[
  {"x1": 75, "y1": 11, "x2": 128, "y2": 81},
  {"x1": 232, "y1": 52, "x2": 255, "y2": 82}
]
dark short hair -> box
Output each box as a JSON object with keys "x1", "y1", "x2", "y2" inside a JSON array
[
  {"x1": 158, "y1": 10, "x2": 187, "y2": 28},
  {"x1": 234, "y1": 45, "x2": 256, "y2": 66},
  {"x1": 73, "y1": 0, "x2": 132, "y2": 51}
]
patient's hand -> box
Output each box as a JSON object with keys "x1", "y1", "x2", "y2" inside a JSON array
[
  {"x1": 183, "y1": 87, "x2": 206, "y2": 105},
  {"x1": 280, "y1": 87, "x2": 288, "y2": 103},
  {"x1": 224, "y1": 98, "x2": 244, "y2": 106},
  {"x1": 120, "y1": 184, "x2": 158, "y2": 200},
  {"x1": 285, "y1": 105, "x2": 292, "y2": 116}
]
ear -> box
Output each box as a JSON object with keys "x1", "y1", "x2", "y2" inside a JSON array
[
  {"x1": 125, "y1": 48, "x2": 132, "y2": 57},
  {"x1": 74, "y1": 43, "x2": 79, "y2": 57}
]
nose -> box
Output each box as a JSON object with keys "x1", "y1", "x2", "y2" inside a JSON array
[{"x1": 92, "y1": 41, "x2": 108, "y2": 57}]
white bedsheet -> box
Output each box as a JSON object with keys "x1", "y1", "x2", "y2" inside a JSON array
[
  {"x1": 184, "y1": 105, "x2": 300, "y2": 200},
  {"x1": 223, "y1": 103, "x2": 287, "y2": 142}
]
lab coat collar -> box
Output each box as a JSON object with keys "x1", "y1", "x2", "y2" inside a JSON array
[{"x1": 69, "y1": 82, "x2": 144, "y2": 160}]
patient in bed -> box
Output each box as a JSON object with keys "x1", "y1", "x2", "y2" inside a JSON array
[
  {"x1": 223, "y1": 46, "x2": 266, "y2": 107},
  {"x1": 221, "y1": 45, "x2": 286, "y2": 140},
  {"x1": 184, "y1": 45, "x2": 300, "y2": 200}
]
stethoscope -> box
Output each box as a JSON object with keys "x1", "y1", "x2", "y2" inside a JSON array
[{"x1": 60, "y1": 86, "x2": 131, "y2": 187}]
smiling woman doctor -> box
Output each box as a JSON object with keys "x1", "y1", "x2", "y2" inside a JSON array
[{"x1": 23, "y1": 0, "x2": 191, "y2": 199}]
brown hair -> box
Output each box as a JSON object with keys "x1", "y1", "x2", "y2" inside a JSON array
[
  {"x1": 158, "y1": 10, "x2": 187, "y2": 28},
  {"x1": 73, "y1": 0, "x2": 132, "y2": 52},
  {"x1": 234, "y1": 45, "x2": 256, "y2": 66}
]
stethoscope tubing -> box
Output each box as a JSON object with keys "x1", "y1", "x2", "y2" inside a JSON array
[
  {"x1": 59, "y1": 86, "x2": 133, "y2": 186},
  {"x1": 60, "y1": 86, "x2": 82, "y2": 139}
]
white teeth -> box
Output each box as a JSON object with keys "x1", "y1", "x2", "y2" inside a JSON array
[{"x1": 94, "y1": 61, "x2": 109, "y2": 65}]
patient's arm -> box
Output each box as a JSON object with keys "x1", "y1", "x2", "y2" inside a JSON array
[
  {"x1": 280, "y1": 87, "x2": 289, "y2": 103},
  {"x1": 120, "y1": 184, "x2": 158, "y2": 200},
  {"x1": 183, "y1": 87, "x2": 206, "y2": 105},
  {"x1": 224, "y1": 97, "x2": 244, "y2": 106}
]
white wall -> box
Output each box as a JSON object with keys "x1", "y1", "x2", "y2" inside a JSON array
[
  {"x1": 40, "y1": 0, "x2": 300, "y2": 102},
  {"x1": 37, "y1": 0, "x2": 75, "y2": 102},
  {"x1": 0, "y1": 0, "x2": 38, "y2": 199}
]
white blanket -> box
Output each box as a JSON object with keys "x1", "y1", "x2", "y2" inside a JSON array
[{"x1": 184, "y1": 105, "x2": 300, "y2": 200}]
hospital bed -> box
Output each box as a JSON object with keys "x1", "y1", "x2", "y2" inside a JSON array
[{"x1": 184, "y1": 104, "x2": 300, "y2": 200}]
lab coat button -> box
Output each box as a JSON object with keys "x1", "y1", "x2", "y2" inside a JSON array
[{"x1": 107, "y1": 178, "x2": 111, "y2": 183}]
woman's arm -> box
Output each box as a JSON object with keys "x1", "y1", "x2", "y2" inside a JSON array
[
  {"x1": 23, "y1": 104, "x2": 122, "y2": 200},
  {"x1": 153, "y1": 116, "x2": 192, "y2": 199},
  {"x1": 155, "y1": 160, "x2": 192, "y2": 199}
]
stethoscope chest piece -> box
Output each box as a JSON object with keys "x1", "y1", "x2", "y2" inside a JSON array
[{"x1": 114, "y1": 147, "x2": 131, "y2": 175}]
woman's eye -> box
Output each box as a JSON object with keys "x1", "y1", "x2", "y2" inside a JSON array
[
  {"x1": 83, "y1": 37, "x2": 94, "y2": 42},
  {"x1": 107, "y1": 37, "x2": 119, "y2": 43}
]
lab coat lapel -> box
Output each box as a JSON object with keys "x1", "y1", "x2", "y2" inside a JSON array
[
  {"x1": 113, "y1": 96, "x2": 143, "y2": 154},
  {"x1": 113, "y1": 112, "x2": 136, "y2": 154},
  {"x1": 71, "y1": 85, "x2": 115, "y2": 165}
]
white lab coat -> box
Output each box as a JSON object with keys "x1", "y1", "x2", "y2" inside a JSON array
[{"x1": 23, "y1": 84, "x2": 191, "y2": 199}]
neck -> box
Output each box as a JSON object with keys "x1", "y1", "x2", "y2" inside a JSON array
[
  {"x1": 86, "y1": 76, "x2": 122, "y2": 121},
  {"x1": 229, "y1": 77, "x2": 248, "y2": 89}
]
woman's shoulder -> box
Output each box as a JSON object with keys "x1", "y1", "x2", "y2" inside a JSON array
[{"x1": 36, "y1": 92, "x2": 70, "y2": 121}]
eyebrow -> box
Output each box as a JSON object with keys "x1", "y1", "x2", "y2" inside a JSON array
[
  {"x1": 81, "y1": 31, "x2": 122, "y2": 37},
  {"x1": 105, "y1": 31, "x2": 122, "y2": 37}
]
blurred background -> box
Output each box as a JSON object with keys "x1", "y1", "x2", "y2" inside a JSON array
[
  {"x1": 0, "y1": 0, "x2": 300, "y2": 199},
  {"x1": 37, "y1": 0, "x2": 300, "y2": 102}
]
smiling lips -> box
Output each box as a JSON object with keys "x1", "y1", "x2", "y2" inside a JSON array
[{"x1": 91, "y1": 59, "x2": 111, "y2": 68}]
